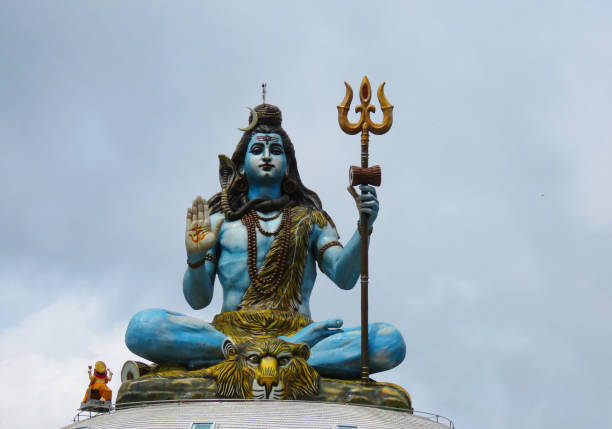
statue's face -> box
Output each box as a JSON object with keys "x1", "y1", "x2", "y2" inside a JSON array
[{"x1": 244, "y1": 133, "x2": 287, "y2": 185}]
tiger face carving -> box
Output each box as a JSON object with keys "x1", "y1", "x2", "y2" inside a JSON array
[{"x1": 207, "y1": 337, "x2": 319, "y2": 400}]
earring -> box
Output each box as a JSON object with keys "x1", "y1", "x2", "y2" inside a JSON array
[
  {"x1": 232, "y1": 175, "x2": 248, "y2": 193},
  {"x1": 282, "y1": 176, "x2": 297, "y2": 194}
]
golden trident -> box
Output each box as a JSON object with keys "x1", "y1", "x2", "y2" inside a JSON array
[{"x1": 338, "y1": 76, "x2": 393, "y2": 384}]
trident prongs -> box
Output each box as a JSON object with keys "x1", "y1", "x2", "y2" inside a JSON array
[{"x1": 337, "y1": 76, "x2": 394, "y2": 137}]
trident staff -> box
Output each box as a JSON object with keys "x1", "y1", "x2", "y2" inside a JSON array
[{"x1": 337, "y1": 76, "x2": 393, "y2": 384}]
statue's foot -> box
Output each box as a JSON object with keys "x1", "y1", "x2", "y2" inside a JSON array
[{"x1": 309, "y1": 322, "x2": 406, "y2": 378}]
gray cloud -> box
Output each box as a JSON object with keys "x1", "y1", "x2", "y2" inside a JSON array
[{"x1": 1, "y1": 1, "x2": 611, "y2": 428}]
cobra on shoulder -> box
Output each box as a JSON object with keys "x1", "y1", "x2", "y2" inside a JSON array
[{"x1": 217, "y1": 154, "x2": 267, "y2": 221}]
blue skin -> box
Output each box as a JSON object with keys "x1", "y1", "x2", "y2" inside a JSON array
[{"x1": 126, "y1": 132, "x2": 406, "y2": 378}]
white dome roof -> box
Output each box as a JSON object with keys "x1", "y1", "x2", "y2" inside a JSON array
[{"x1": 64, "y1": 400, "x2": 453, "y2": 429}]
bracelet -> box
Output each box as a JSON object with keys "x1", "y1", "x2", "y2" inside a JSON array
[
  {"x1": 317, "y1": 240, "x2": 343, "y2": 267},
  {"x1": 187, "y1": 253, "x2": 216, "y2": 269}
]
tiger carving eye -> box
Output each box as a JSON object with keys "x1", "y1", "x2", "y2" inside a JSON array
[
  {"x1": 278, "y1": 357, "x2": 290, "y2": 366},
  {"x1": 248, "y1": 355, "x2": 260, "y2": 364}
]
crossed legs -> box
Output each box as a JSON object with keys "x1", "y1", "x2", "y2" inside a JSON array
[{"x1": 126, "y1": 309, "x2": 406, "y2": 377}]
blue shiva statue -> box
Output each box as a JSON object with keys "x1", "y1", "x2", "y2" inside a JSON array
[{"x1": 125, "y1": 104, "x2": 405, "y2": 378}]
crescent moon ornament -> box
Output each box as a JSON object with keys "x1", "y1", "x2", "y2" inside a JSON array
[{"x1": 238, "y1": 107, "x2": 258, "y2": 131}]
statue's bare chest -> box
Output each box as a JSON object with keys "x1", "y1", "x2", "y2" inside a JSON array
[{"x1": 218, "y1": 217, "x2": 281, "y2": 259}]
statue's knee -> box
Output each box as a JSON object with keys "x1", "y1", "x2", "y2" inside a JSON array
[
  {"x1": 126, "y1": 308, "x2": 168, "y2": 350},
  {"x1": 370, "y1": 322, "x2": 406, "y2": 369}
]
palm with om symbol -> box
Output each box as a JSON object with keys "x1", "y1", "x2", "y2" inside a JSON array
[{"x1": 185, "y1": 195, "x2": 224, "y2": 254}]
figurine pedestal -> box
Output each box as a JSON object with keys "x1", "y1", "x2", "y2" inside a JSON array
[{"x1": 79, "y1": 399, "x2": 112, "y2": 413}]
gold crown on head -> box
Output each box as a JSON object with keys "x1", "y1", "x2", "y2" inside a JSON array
[{"x1": 94, "y1": 361, "x2": 107, "y2": 373}]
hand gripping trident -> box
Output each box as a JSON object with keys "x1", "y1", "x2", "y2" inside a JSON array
[{"x1": 337, "y1": 76, "x2": 393, "y2": 384}]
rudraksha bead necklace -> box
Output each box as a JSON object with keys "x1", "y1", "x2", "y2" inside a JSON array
[
  {"x1": 252, "y1": 210, "x2": 283, "y2": 236},
  {"x1": 241, "y1": 208, "x2": 291, "y2": 296},
  {"x1": 254, "y1": 210, "x2": 281, "y2": 221}
]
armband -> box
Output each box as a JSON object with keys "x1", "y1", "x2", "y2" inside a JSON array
[{"x1": 317, "y1": 240, "x2": 343, "y2": 267}]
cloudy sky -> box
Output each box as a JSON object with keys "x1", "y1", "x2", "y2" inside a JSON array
[{"x1": 1, "y1": 1, "x2": 611, "y2": 428}]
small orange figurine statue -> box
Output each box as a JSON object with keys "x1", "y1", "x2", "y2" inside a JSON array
[{"x1": 82, "y1": 361, "x2": 113, "y2": 403}]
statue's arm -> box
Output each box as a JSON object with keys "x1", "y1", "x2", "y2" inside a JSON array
[
  {"x1": 316, "y1": 225, "x2": 362, "y2": 290},
  {"x1": 183, "y1": 248, "x2": 217, "y2": 309},
  {"x1": 183, "y1": 206, "x2": 223, "y2": 310},
  {"x1": 317, "y1": 185, "x2": 379, "y2": 290}
]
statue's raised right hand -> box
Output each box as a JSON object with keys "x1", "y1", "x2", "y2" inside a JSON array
[{"x1": 185, "y1": 196, "x2": 224, "y2": 255}]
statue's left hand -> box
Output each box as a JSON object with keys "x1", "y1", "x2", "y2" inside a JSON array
[
  {"x1": 359, "y1": 185, "x2": 379, "y2": 229},
  {"x1": 282, "y1": 318, "x2": 344, "y2": 347}
]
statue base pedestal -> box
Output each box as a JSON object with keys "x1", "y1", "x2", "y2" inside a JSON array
[{"x1": 116, "y1": 363, "x2": 412, "y2": 410}]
